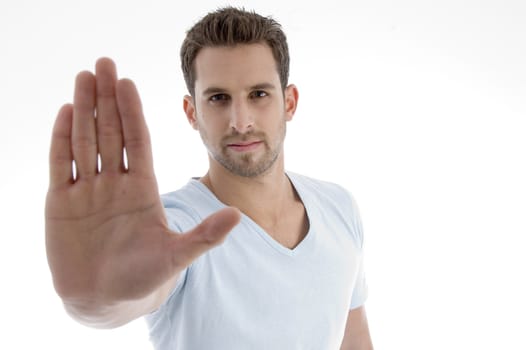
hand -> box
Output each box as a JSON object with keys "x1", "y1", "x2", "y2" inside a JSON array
[{"x1": 45, "y1": 58, "x2": 240, "y2": 308}]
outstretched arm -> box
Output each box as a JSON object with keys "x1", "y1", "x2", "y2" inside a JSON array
[{"x1": 45, "y1": 58, "x2": 240, "y2": 328}]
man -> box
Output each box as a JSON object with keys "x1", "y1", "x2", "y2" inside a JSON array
[{"x1": 45, "y1": 7, "x2": 373, "y2": 350}]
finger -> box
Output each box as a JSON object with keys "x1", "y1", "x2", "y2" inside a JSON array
[
  {"x1": 115, "y1": 78, "x2": 153, "y2": 176},
  {"x1": 95, "y1": 57, "x2": 124, "y2": 173},
  {"x1": 171, "y1": 207, "x2": 242, "y2": 267},
  {"x1": 49, "y1": 104, "x2": 74, "y2": 189},
  {"x1": 72, "y1": 71, "x2": 98, "y2": 179}
]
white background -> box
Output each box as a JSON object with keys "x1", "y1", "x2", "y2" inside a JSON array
[{"x1": 2, "y1": 0, "x2": 525, "y2": 349}]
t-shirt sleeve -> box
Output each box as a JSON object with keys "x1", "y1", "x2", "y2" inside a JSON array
[
  {"x1": 347, "y1": 192, "x2": 369, "y2": 310},
  {"x1": 349, "y1": 254, "x2": 368, "y2": 310},
  {"x1": 146, "y1": 191, "x2": 206, "y2": 345}
]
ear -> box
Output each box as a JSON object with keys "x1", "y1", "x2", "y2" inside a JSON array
[
  {"x1": 183, "y1": 95, "x2": 199, "y2": 130},
  {"x1": 284, "y1": 84, "x2": 299, "y2": 122}
]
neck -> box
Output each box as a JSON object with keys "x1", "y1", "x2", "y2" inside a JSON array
[{"x1": 200, "y1": 154, "x2": 295, "y2": 224}]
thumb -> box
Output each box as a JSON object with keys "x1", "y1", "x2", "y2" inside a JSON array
[{"x1": 170, "y1": 207, "x2": 241, "y2": 267}]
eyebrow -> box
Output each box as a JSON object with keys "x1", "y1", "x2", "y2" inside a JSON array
[
  {"x1": 202, "y1": 83, "x2": 277, "y2": 97},
  {"x1": 250, "y1": 83, "x2": 276, "y2": 91}
]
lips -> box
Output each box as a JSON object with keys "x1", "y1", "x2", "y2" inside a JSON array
[{"x1": 226, "y1": 140, "x2": 263, "y2": 152}]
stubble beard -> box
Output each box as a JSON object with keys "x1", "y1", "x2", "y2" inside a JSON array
[{"x1": 202, "y1": 124, "x2": 286, "y2": 178}]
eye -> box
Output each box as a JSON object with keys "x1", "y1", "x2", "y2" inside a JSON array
[
  {"x1": 250, "y1": 90, "x2": 268, "y2": 99},
  {"x1": 209, "y1": 94, "x2": 230, "y2": 102}
]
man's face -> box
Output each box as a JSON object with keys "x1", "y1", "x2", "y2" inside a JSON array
[{"x1": 184, "y1": 43, "x2": 298, "y2": 178}]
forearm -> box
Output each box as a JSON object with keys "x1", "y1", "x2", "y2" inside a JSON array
[
  {"x1": 62, "y1": 273, "x2": 178, "y2": 329},
  {"x1": 63, "y1": 292, "x2": 160, "y2": 329}
]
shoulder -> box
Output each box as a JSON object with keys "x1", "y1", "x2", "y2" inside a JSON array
[
  {"x1": 160, "y1": 180, "x2": 219, "y2": 232},
  {"x1": 288, "y1": 172, "x2": 357, "y2": 209},
  {"x1": 289, "y1": 172, "x2": 365, "y2": 247}
]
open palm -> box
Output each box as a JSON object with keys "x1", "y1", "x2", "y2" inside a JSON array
[{"x1": 45, "y1": 58, "x2": 239, "y2": 309}]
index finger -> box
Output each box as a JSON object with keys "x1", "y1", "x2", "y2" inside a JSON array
[{"x1": 115, "y1": 78, "x2": 154, "y2": 177}]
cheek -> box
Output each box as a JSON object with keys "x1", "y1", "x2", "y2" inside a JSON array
[
  {"x1": 199, "y1": 103, "x2": 229, "y2": 124},
  {"x1": 200, "y1": 115, "x2": 228, "y2": 134},
  {"x1": 197, "y1": 114, "x2": 228, "y2": 140}
]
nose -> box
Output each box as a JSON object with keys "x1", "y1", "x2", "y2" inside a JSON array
[{"x1": 229, "y1": 99, "x2": 253, "y2": 134}]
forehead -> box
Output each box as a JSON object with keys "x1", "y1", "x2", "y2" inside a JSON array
[{"x1": 193, "y1": 43, "x2": 280, "y2": 91}]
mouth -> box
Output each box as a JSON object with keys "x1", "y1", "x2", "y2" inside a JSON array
[{"x1": 226, "y1": 140, "x2": 263, "y2": 152}]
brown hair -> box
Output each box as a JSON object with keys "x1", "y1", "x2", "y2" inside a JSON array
[{"x1": 180, "y1": 7, "x2": 290, "y2": 97}]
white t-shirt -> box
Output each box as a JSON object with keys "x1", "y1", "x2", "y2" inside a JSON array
[{"x1": 146, "y1": 172, "x2": 368, "y2": 349}]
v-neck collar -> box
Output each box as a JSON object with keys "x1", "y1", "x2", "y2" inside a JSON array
[{"x1": 189, "y1": 172, "x2": 315, "y2": 257}]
